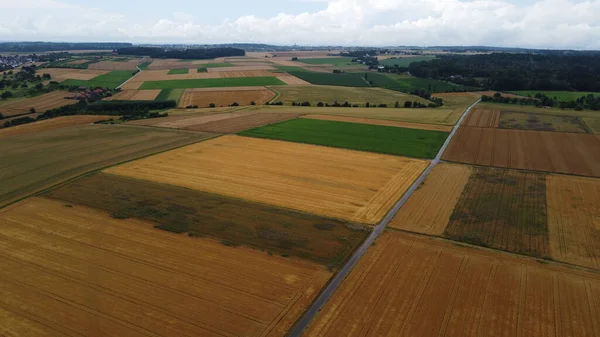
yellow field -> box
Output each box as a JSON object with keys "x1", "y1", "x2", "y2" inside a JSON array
[
  {"x1": 105, "y1": 135, "x2": 428, "y2": 225},
  {"x1": 0, "y1": 115, "x2": 111, "y2": 137},
  {"x1": 0, "y1": 197, "x2": 331, "y2": 337},
  {"x1": 389, "y1": 163, "x2": 473, "y2": 235}
]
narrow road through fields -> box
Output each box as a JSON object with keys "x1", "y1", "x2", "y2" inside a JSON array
[{"x1": 287, "y1": 98, "x2": 481, "y2": 337}]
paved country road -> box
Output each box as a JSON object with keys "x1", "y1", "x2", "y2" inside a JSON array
[{"x1": 287, "y1": 98, "x2": 482, "y2": 337}]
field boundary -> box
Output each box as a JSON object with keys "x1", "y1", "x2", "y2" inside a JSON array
[
  {"x1": 266, "y1": 86, "x2": 281, "y2": 103},
  {"x1": 116, "y1": 66, "x2": 141, "y2": 89}
]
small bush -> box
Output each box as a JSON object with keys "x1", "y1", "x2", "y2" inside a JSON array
[
  {"x1": 230, "y1": 102, "x2": 239, "y2": 106},
  {"x1": 209, "y1": 103, "x2": 215, "y2": 108}
]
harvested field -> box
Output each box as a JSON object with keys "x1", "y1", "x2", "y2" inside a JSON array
[
  {"x1": 186, "y1": 113, "x2": 300, "y2": 133},
  {"x1": 0, "y1": 197, "x2": 333, "y2": 337},
  {"x1": 179, "y1": 87, "x2": 275, "y2": 107},
  {"x1": 127, "y1": 111, "x2": 247, "y2": 128},
  {"x1": 139, "y1": 77, "x2": 285, "y2": 90},
  {"x1": 547, "y1": 175, "x2": 600, "y2": 270},
  {"x1": 462, "y1": 108, "x2": 500, "y2": 127},
  {"x1": 276, "y1": 75, "x2": 312, "y2": 85},
  {"x1": 583, "y1": 117, "x2": 600, "y2": 134},
  {"x1": 0, "y1": 115, "x2": 110, "y2": 137},
  {"x1": 105, "y1": 135, "x2": 429, "y2": 225},
  {"x1": 0, "y1": 125, "x2": 212, "y2": 207},
  {"x1": 443, "y1": 127, "x2": 600, "y2": 177},
  {"x1": 301, "y1": 115, "x2": 453, "y2": 132},
  {"x1": 88, "y1": 60, "x2": 139, "y2": 71},
  {"x1": 499, "y1": 111, "x2": 591, "y2": 133},
  {"x1": 304, "y1": 230, "x2": 600, "y2": 337},
  {"x1": 0, "y1": 91, "x2": 77, "y2": 117},
  {"x1": 131, "y1": 69, "x2": 278, "y2": 82},
  {"x1": 104, "y1": 89, "x2": 161, "y2": 101},
  {"x1": 446, "y1": 167, "x2": 549, "y2": 257},
  {"x1": 390, "y1": 163, "x2": 472, "y2": 235},
  {"x1": 207, "y1": 65, "x2": 275, "y2": 72},
  {"x1": 46, "y1": 173, "x2": 369, "y2": 266}
]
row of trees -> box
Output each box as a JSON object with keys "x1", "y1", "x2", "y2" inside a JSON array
[
  {"x1": 286, "y1": 99, "x2": 442, "y2": 108},
  {"x1": 483, "y1": 92, "x2": 600, "y2": 110},
  {"x1": 117, "y1": 47, "x2": 245, "y2": 60}
]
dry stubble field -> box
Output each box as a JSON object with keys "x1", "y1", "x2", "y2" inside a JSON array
[
  {"x1": 0, "y1": 197, "x2": 332, "y2": 337},
  {"x1": 104, "y1": 89, "x2": 161, "y2": 101},
  {"x1": 0, "y1": 91, "x2": 78, "y2": 117},
  {"x1": 179, "y1": 87, "x2": 275, "y2": 107},
  {"x1": 304, "y1": 230, "x2": 600, "y2": 337},
  {"x1": 0, "y1": 115, "x2": 111, "y2": 137},
  {"x1": 39, "y1": 68, "x2": 109, "y2": 81},
  {"x1": 104, "y1": 135, "x2": 429, "y2": 225}
]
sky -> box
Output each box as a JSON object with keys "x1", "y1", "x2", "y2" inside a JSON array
[{"x1": 1, "y1": 0, "x2": 599, "y2": 49}]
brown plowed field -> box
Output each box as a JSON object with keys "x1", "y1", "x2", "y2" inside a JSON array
[
  {"x1": 0, "y1": 197, "x2": 332, "y2": 337},
  {"x1": 88, "y1": 60, "x2": 138, "y2": 71},
  {"x1": 443, "y1": 127, "x2": 600, "y2": 177},
  {"x1": 128, "y1": 111, "x2": 253, "y2": 128},
  {"x1": 179, "y1": 88, "x2": 275, "y2": 107},
  {"x1": 302, "y1": 115, "x2": 453, "y2": 132},
  {"x1": 390, "y1": 163, "x2": 472, "y2": 235},
  {"x1": 547, "y1": 175, "x2": 600, "y2": 270},
  {"x1": 304, "y1": 230, "x2": 600, "y2": 337},
  {"x1": 185, "y1": 113, "x2": 300, "y2": 133},
  {"x1": 41, "y1": 68, "x2": 108, "y2": 81},
  {"x1": 104, "y1": 135, "x2": 429, "y2": 225},
  {"x1": 0, "y1": 115, "x2": 111, "y2": 137},
  {"x1": 462, "y1": 108, "x2": 500, "y2": 127},
  {"x1": 104, "y1": 89, "x2": 161, "y2": 101},
  {"x1": 0, "y1": 91, "x2": 77, "y2": 117},
  {"x1": 446, "y1": 167, "x2": 549, "y2": 257}
]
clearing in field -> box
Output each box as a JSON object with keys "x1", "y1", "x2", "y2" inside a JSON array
[
  {"x1": 105, "y1": 135, "x2": 429, "y2": 225},
  {"x1": 168, "y1": 68, "x2": 190, "y2": 75},
  {"x1": 46, "y1": 173, "x2": 369, "y2": 266},
  {"x1": 139, "y1": 77, "x2": 285, "y2": 89},
  {"x1": 239, "y1": 118, "x2": 449, "y2": 158},
  {"x1": 443, "y1": 127, "x2": 600, "y2": 177},
  {"x1": 0, "y1": 125, "x2": 212, "y2": 207},
  {"x1": 104, "y1": 89, "x2": 161, "y2": 101},
  {"x1": 0, "y1": 115, "x2": 110, "y2": 137},
  {"x1": 179, "y1": 87, "x2": 275, "y2": 108},
  {"x1": 0, "y1": 197, "x2": 333, "y2": 337},
  {"x1": 547, "y1": 175, "x2": 600, "y2": 270},
  {"x1": 61, "y1": 70, "x2": 134, "y2": 89},
  {"x1": 462, "y1": 108, "x2": 500, "y2": 128},
  {"x1": 445, "y1": 167, "x2": 549, "y2": 257},
  {"x1": 301, "y1": 115, "x2": 453, "y2": 132},
  {"x1": 390, "y1": 163, "x2": 472, "y2": 235},
  {"x1": 304, "y1": 230, "x2": 600, "y2": 337},
  {"x1": 499, "y1": 111, "x2": 591, "y2": 133},
  {"x1": 0, "y1": 91, "x2": 77, "y2": 117}
]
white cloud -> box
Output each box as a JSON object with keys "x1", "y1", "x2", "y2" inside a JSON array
[{"x1": 0, "y1": 0, "x2": 599, "y2": 49}]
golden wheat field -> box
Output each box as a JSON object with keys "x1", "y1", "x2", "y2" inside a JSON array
[{"x1": 104, "y1": 135, "x2": 428, "y2": 225}]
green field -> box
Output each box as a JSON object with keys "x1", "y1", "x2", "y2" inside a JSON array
[
  {"x1": 168, "y1": 68, "x2": 189, "y2": 75},
  {"x1": 155, "y1": 88, "x2": 184, "y2": 103},
  {"x1": 138, "y1": 62, "x2": 151, "y2": 70},
  {"x1": 239, "y1": 118, "x2": 449, "y2": 158},
  {"x1": 61, "y1": 71, "x2": 135, "y2": 89},
  {"x1": 509, "y1": 91, "x2": 600, "y2": 101},
  {"x1": 197, "y1": 68, "x2": 208, "y2": 73},
  {"x1": 297, "y1": 57, "x2": 355, "y2": 66},
  {"x1": 583, "y1": 118, "x2": 600, "y2": 134},
  {"x1": 379, "y1": 56, "x2": 436, "y2": 67},
  {"x1": 287, "y1": 71, "x2": 369, "y2": 87},
  {"x1": 275, "y1": 66, "x2": 306, "y2": 72},
  {"x1": 367, "y1": 73, "x2": 465, "y2": 93},
  {"x1": 139, "y1": 77, "x2": 286, "y2": 90},
  {"x1": 202, "y1": 63, "x2": 235, "y2": 68}
]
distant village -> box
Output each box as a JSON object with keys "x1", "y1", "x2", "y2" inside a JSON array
[{"x1": 0, "y1": 54, "x2": 35, "y2": 71}]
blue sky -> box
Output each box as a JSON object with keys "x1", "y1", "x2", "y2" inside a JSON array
[{"x1": 1, "y1": 0, "x2": 599, "y2": 49}]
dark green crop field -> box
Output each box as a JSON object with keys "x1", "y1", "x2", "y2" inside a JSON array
[
  {"x1": 167, "y1": 68, "x2": 189, "y2": 75},
  {"x1": 239, "y1": 118, "x2": 449, "y2": 158},
  {"x1": 61, "y1": 71, "x2": 135, "y2": 89}
]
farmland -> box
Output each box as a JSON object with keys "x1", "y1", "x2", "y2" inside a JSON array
[
  {"x1": 390, "y1": 163, "x2": 472, "y2": 235},
  {"x1": 367, "y1": 73, "x2": 466, "y2": 93},
  {"x1": 185, "y1": 113, "x2": 300, "y2": 133},
  {"x1": 547, "y1": 174, "x2": 600, "y2": 270},
  {"x1": 304, "y1": 230, "x2": 600, "y2": 337},
  {"x1": 179, "y1": 87, "x2": 275, "y2": 107},
  {"x1": 127, "y1": 111, "x2": 254, "y2": 128},
  {"x1": 379, "y1": 55, "x2": 436, "y2": 67},
  {"x1": 155, "y1": 88, "x2": 184, "y2": 103},
  {"x1": 168, "y1": 68, "x2": 189, "y2": 75},
  {"x1": 297, "y1": 57, "x2": 354, "y2": 66},
  {"x1": 445, "y1": 167, "x2": 549, "y2": 257},
  {"x1": 462, "y1": 108, "x2": 500, "y2": 128},
  {"x1": 301, "y1": 115, "x2": 453, "y2": 132},
  {"x1": 239, "y1": 118, "x2": 449, "y2": 158},
  {"x1": 0, "y1": 125, "x2": 212, "y2": 207},
  {"x1": 0, "y1": 91, "x2": 77, "y2": 117},
  {"x1": 61, "y1": 70, "x2": 135, "y2": 89},
  {"x1": 0, "y1": 197, "x2": 332, "y2": 337},
  {"x1": 284, "y1": 70, "x2": 370, "y2": 87},
  {"x1": 443, "y1": 127, "x2": 600, "y2": 177},
  {"x1": 509, "y1": 90, "x2": 600, "y2": 101},
  {"x1": 0, "y1": 115, "x2": 110, "y2": 137},
  {"x1": 584, "y1": 117, "x2": 600, "y2": 134},
  {"x1": 104, "y1": 135, "x2": 429, "y2": 225},
  {"x1": 39, "y1": 68, "x2": 109, "y2": 81},
  {"x1": 499, "y1": 111, "x2": 591, "y2": 133},
  {"x1": 104, "y1": 89, "x2": 161, "y2": 101},
  {"x1": 139, "y1": 77, "x2": 285, "y2": 89}
]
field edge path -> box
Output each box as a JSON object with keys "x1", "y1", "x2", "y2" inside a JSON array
[{"x1": 287, "y1": 97, "x2": 481, "y2": 337}]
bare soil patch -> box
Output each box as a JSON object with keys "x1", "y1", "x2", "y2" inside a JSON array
[{"x1": 462, "y1": 108, "x2": 500, "y2": 127}]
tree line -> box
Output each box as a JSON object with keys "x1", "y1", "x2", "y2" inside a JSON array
[
  {"x1": 117, "y1": 47, "x2": 245, "y2": 60},
  {"x1": 483, "y1": 92, "x2": 600, "y2": 110},
  {"x1": 0, "y1": 42, "x2": 132, "y2": 52}
]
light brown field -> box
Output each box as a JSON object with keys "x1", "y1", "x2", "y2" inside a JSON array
[
  {"x1": 105, "y1": 135, "x2": 429, "y2": 225},
  {"x1": 184, "y1": 113, "x2": 301, "y2": 133},
  {"x1": 147, "y1": 58, "x2": 227, "y2": 69},
  {"x1": 0, "y1": 115, "x2": 111, "y2": 137},
  {"x1": 0, "y1": 91, "x2": 77, "y2": 117},
  {"x1": 0, "y1": 197, "x2": 331, "y2": 337},
  {"x1": 207, "y1": 65, "x2": 275, "y2": 72},
  {"x1": 276, "y1": 75, "x2": 312, "y2": 85},
  {"x1": 127, "y1": 111, "x2": 251, "y2": 128},
  {"x1": 38, "y1": 68, "x2": 109, "y2": 81},
  {"x1": 269, "y1": 51, "x2": 340, "y2": 58},
  {"x1": 389, "y1": 163, "x2": 472, "y2": 235},
  {"x1": 301, "y1": 115, "x2": 453, "y2": 132},
  {"x1": 104, "y1": 89, "x2": 161, "y2": 101},
  {"x1": 547, "y1": 175, "x2": 600, "y2": 270},
  {"x1": 123, "y1": 69, "x2": 278, "y2": 88},
  {"x1": 462, "y1": 108, "x2": 500, "y2": 127},
  {"x1": 179, "y1": 87, "x2": 275, "y2": 108},
  {"x1": 88, "y1": 60, "x2": 138, "y2": 71},
  {"x1": 304, "y1": 230, "x2": 600, "y2": 337}
]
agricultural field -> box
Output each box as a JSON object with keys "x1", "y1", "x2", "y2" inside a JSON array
[
  {"x1": 179, "y1": 87, "x2": 275, "y2": 108},
  {"x1": 87, "y1": 59, "x2": 140, "y2": 71},
  {"x1": 0, "y1": 197, "x2": 333, "y2": 337},
  {"x1": 367, "y1": 73, "x2": 467, "y2": 93},
  {"x1": 379, "y1": 55, "x2": 436, "y2": 67},
  {"x1": 547, "y1": 175, "x2": 600, "y2": 270},
  {"x1": 296, "y1": 57, "x2": 354, "y2": 66},
  {"x1": 61, "y1": 70, "x2": 135, "y2": 89},
  {"x1": 284, "y1": 70, "x2": 370, "y2": 87},
  {"x1": 390, "y1": 163, "x2": 473, "y2": 235},
  {"x1": 510, "y1": 90, "x2": 600, "y2": 101},
  {"x1": 240, "y1": 118, "x2": 449, "y2": 158},
  {"x1": 155, "y1": 88, "x2": 184, "y2": 103},
  {"x1": 445, "y1": 167, "x2": 549, "y2": 257},
  {"x1": 476, "y1": 102, "x2": 600, "y2": 118},
  {"x1": 268, "y1": 85, "x2": 429, "y2": 106},
  {"x1": 139, "y1": 77, "x2": 285, "y2": 89},
  {"x1": 443, "y1": 127, "x2": 600, "y2": 177},
  {"x1": 207, "y1": 65, "x2": 275, "y2": 72},
  {"x1": 104, "y1": 135, "x2": 429, "y2": 225},
  {"x1": 0, "y1": 91, "x2": 76, "y2": 117},
  {"x1": 0, "y1": 115, "x2": 110, "y2": 137},
  {"x1": 39, "y1": 68, "x2": 109, "y2": 81},
  {"x1": 0, "y1": 124, "x2": 212, "y2": 207},
  {"x1": 462, "y1": 108, "x2": 500, "y2": 128},
  {"x1": 584, "y1": 117, "x2": 600, "y2": 134},
  {"x1": 499, "y1": 111, "x2": 591, "y2": 133},
  {"x1": 185, "y1": 113, "x2": 300, "y2": 133},
  {"x1": 304, "y1": 230, "x2": 600, "y2": 337},
  {"x1": 127, "y1": 110, "x2": 253, "y2": 128},
  {"x1": 167, "y1": 68, "x2": 189, "y2": 75},
  {"x1": 301, "y1": 115, "x2": 453, "y2": 132},
  {"x1": 104, "y1": 89, "x2": 161, "y2": 101}
]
